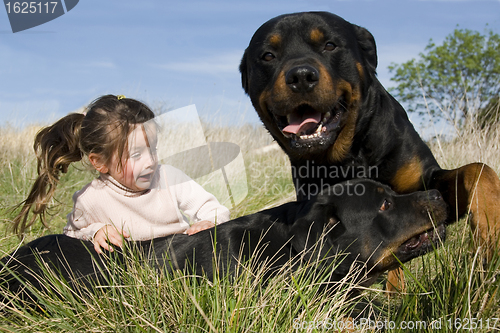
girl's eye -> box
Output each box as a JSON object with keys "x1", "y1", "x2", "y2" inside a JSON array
[
  {"x1": 130, "y1": 152, "x2": 141, "y2": 159},
  {"x1": 379, "y1": 199, "x2": 391, "y2": 212},
  {"x1": 262, "y1": 52, "x2": 275, "y2": 61},
  {"x1": 324, "y1": 42, "x2": 336, "y2": 51}
]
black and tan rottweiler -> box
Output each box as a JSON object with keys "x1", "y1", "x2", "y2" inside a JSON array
[
  {"x1": 1, "y1": 180, "x2": 446, "y2": 303},
  {"x1": 239, "y1": 11, "x2": 500, "y2": 289}
]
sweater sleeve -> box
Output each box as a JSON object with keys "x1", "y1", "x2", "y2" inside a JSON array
[
  {"x1": 63, "y1": 183, "x2": 107, "y2": 241},
  {"x1": 165, "y1": 165, "x2": 231, "y2": 225}
]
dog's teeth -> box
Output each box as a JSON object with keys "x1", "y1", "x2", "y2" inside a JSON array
[{"x1": 299, "y1": 125, "x2": 326, "y2": 140}]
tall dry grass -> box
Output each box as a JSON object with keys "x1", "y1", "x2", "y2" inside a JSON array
[{"x1": 429, "y1": 125, "x2": 500, "y2": 173}]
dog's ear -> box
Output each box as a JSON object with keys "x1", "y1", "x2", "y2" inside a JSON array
[
  {"x1": 325, "y1": 216, "x2": 341, "y2": 233},
  {"x1": 239, "y1": 49, "x2": 249, "y2": 93},
  {"x1": 325, "y1": 217, "x2": 347, "y2": 245},
  {"x1": 290, "y1": 204, "x2": 342, "y2": 252},
  {"x1": 290, "y1": 219, "x2": 321, "y2": 254},
  {"x1": 353, "y1": 25, "x2": 377, "y2": 73}
]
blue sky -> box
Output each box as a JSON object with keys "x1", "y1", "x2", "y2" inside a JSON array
[{"x1": 1, "y1": 0, "x2": 499, "y2": 130}]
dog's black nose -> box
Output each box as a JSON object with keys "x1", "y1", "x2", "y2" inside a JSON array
[{"x1": 286, "y1": 65, "x2": 319, "y2": 93}]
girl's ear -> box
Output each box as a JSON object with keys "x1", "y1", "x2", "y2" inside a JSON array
[{"x1": 89, "y1": 153, "x2": 109, "y2": 173}]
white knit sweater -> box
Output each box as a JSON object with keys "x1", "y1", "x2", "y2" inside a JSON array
[{"x1": 64, "y1": 165, "x2": 230, "y2": 241}]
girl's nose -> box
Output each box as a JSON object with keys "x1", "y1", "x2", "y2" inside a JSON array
[{"x1": 145, "y1": 148, "x2": 157, "y2": 167}]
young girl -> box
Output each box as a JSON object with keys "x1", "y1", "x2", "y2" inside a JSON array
[{"x1": 13, "y1": 95, "x2": 230, "y2": 253}]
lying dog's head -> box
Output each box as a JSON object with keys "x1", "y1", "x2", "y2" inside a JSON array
[
  {"x1": 240, "y1": 12, "x2": 378, "y2": 162},
  {"x1": 291, "y1": 179, "x2": 447, "y2": 284}
]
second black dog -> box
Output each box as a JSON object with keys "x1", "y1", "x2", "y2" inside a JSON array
[{"x1": 1, "y1": 179, "x2": 446, "y2": 303}]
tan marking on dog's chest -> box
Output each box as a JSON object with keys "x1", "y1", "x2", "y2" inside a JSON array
[{"x1": 391, "y1": 156, "x2": 424, "y2": 193}]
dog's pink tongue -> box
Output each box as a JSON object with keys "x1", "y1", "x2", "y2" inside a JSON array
[{"x1": 283, "y1": 111, "x2": 321, "y2": 135}]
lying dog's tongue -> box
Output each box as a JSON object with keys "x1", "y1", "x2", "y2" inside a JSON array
[{"x1": 282, "y1": 111, "x2": 321, "y2": 135}]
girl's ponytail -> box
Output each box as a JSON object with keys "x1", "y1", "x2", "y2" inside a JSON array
[{"x1": 13, "y1": 113, "x2": 85, "y2": 235}]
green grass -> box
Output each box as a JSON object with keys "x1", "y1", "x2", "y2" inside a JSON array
[
  {"x1": 385, "y1": 222, "x2": 500, "y2": 332},
  {"x1": 1, "y1": 119, "x2": 500, "y2": 332},
  {"x1": 1, "y1": 234, "x2": 363, "y2": 332}
]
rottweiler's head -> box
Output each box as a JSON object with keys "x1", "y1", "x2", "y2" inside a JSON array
[
  {"x1": 240, "y1": 12, "x2": 377, "y2": 162},
  {"x1": 291, "y1": 179, "x2": 447, "y2": 284}
]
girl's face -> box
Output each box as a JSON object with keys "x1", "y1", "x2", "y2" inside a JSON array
[{"x1": 108, "y1": 123, "x2": 158, "y2": 191}]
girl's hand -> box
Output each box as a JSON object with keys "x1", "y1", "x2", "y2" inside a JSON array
[
  {"x1": 93, "y1": 226, "x2": 129, "y2": 254},
  {"x1": 186, "y1": 220, "x2": 215, "y2": 235}
]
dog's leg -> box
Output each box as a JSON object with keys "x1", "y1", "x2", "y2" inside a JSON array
[
  {"x1": 432, "y1": 163, "x2": 500, "y2": 259},
  {"x1": 386, "y1": 267, "x2": 405, "y2": 293}
]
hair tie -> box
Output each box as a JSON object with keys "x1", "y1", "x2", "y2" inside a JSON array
[{"x1": 117, "y1": 95, "x2": 126, "y2": 100}]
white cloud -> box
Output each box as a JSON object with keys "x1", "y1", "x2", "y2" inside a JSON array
[
  {"x1": 85, "y1": 61, "x2": 116, "y2": 69},
  {"x1": 156, "y1": 51, "x2": 241, "y2": 75}
]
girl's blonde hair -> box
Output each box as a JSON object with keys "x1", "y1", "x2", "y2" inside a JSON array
[{"x1": 13, "y1": 94, "x2": 155, "y2": 235}]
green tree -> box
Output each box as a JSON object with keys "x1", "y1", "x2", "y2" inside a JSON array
[{"x1": 388, "y1": 28, "x2": 500, "y2": 131}]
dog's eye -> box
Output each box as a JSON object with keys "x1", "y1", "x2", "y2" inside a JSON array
[
  {"x1": 262, "y1": 52, "x2": 275, "y2": 61},
  {"x1": 379, "y1": 199, "x2": 391, "y2": 212},
  {"x1": 324, "y1": 42, "x2": 336, "y2": 52}
]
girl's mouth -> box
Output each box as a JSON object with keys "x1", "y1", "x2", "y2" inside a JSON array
[{"x1": 138, "y1": 172, "x2": 154, "y2": 183}]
